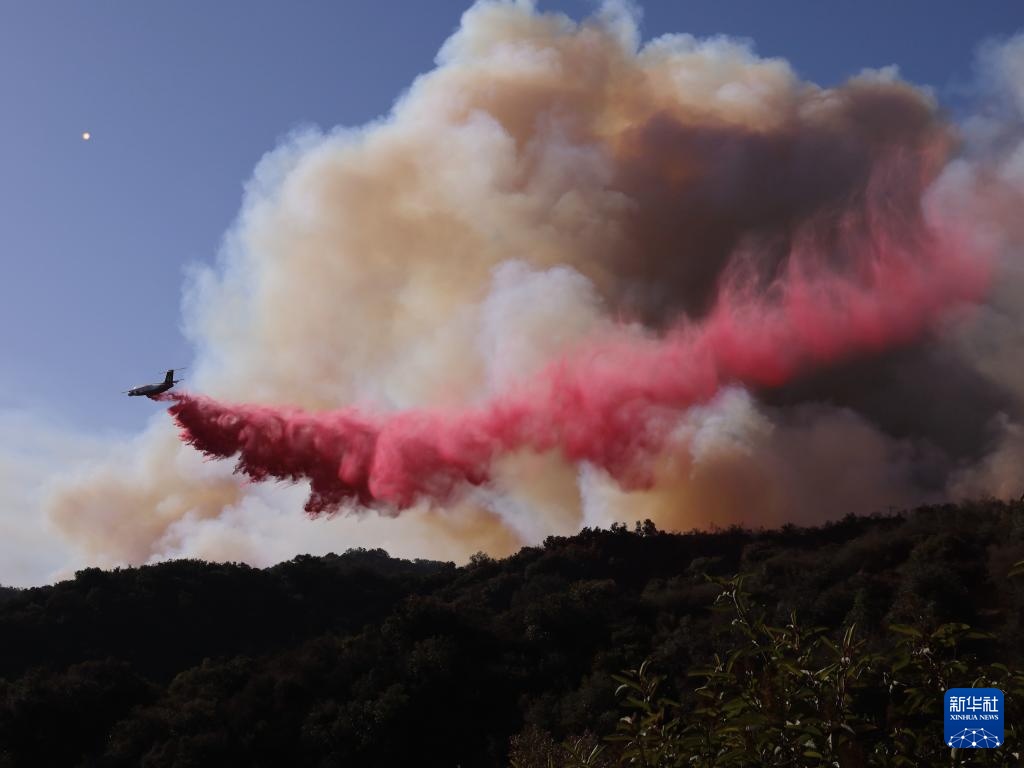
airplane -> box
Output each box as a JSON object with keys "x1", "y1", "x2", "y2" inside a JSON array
[{"x1": 124, "y1": 368, "x2": 185, "y2": 399}]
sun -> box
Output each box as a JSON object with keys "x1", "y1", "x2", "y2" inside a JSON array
[{"x1": 81, "y1": 131, "x2": 91, "y2": 141}]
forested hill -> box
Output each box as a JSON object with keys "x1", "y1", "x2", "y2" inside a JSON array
[{"x1": 1, "y1": 500, "x2": 1023, "y2": 767}]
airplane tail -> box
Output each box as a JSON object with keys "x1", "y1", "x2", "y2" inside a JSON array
[{"x1": 164, "y1": 370, "x2": 175, "y2": 385}]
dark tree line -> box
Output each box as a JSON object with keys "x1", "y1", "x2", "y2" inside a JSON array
[{"x1": 1, "y1": 499, "x2": 1022, "y2": 767}]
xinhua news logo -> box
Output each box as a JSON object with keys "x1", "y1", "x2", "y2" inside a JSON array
[{"x1": 944, "y1": 688, "x2": 1004, "y2": 749}]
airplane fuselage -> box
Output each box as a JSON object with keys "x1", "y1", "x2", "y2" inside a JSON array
[
  {"x1": 126, "y1": 370, "x2": 180, "y2": 399},
  {"x1": 127, "y1": 382, "x2": 173, "y2": 399}
]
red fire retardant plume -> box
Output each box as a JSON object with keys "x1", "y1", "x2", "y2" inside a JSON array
[{"x1": 164, "y1": 220, "x2": 991, "y2": 515}]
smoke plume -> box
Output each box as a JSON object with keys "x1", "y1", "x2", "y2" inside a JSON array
[
  {"x1": 44, "y1": 1, "x2": 1024, "y2": 571},
  {"x1": 163, "y1": 205, "x2": 989, "y2": 513}
]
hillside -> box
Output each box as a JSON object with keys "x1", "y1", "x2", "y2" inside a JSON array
[{"x1": 1, "y1": 500, "x2": 1023, "y2": 766}]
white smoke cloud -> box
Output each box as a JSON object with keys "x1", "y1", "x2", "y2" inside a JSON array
[{"x1": 6, "y1": 4, "x2": 1019, "y2": 586}]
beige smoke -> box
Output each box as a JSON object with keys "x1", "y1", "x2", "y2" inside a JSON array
[
  {"x1": 44, "y1": 2, "x2": 1024, "y2": 573},
  {"x1": 581, "y1": 389, "x2": 929, "y2": 532},
  {"x1": 0, "y1": 410, "x2": 110, "y2": 586}
]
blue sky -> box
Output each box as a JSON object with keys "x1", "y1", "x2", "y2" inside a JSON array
[{"x1": 0, "y1": 0, "x2": 1021, "y2": 437}]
